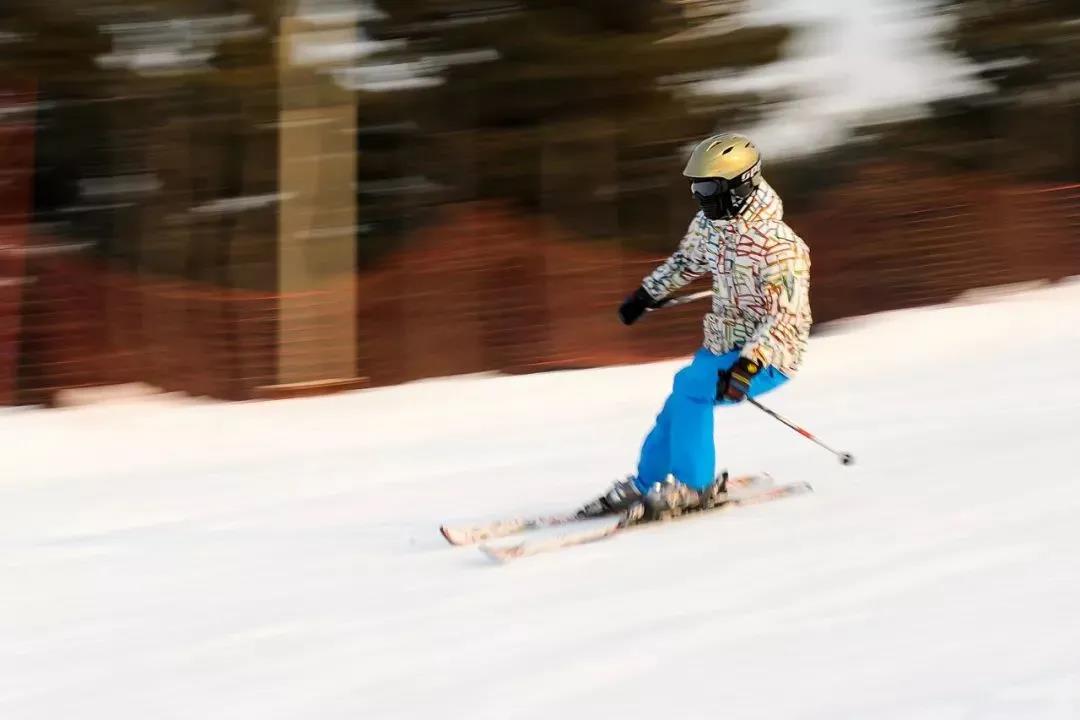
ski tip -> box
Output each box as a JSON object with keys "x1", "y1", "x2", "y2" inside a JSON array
[{"x1": 440, "y1": 525, "x2": 468, "y2": 546}]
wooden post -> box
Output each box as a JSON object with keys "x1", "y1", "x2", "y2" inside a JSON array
[{"x1": 267, "y1": 17, "x2": 362, "y2": 395}]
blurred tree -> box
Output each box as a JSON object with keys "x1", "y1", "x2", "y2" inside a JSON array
[
  {"x1": 353, "y1": 0, "x2": 795, "y2": 259},
  {"x1": 0, "y1": 0, "x2": 287, "y2": 285},
  {"x1": 0, "y1": 0, "x2": 796, "y2": 267},
  {"x1": 862, "y1": 0, "x2": 1080, "y2": 180},
  {"x1": 947, "y1": 0, "x2": 1079, "y2": 179}
]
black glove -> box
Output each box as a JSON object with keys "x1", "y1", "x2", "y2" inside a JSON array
[
  {"x1": 717, "y1": 356, "x2": 761, "y2": 403},
  {"x1": 618, "y1": 286, "x2": 662, "y2": 326}
]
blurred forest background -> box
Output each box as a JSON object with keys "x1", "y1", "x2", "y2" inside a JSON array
[{"x1": 0, "y1": 0, "x2": 1077, "y2": 403}]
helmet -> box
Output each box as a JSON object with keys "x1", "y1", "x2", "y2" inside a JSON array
[{"x1": 683, "y1": 133, "x2": 762, "y2": 220}]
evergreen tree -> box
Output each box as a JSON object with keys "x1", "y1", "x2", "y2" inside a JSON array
[
  {"x1": 859, "y1": 0, "x2": 1080, "y2": 179},
  {"x1": 354, "y1": 1, "x2": 795, "y2": 255}
]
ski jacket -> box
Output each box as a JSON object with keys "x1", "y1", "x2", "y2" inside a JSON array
[{"x1": 641, "y1": 180, "x2": 811, "y2": 376}]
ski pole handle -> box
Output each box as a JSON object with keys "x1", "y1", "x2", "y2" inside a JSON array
[{"x1": 747, "y1": 397, "x2": 855, "y2": 466}]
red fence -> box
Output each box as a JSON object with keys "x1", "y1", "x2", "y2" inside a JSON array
[
  {"x1": 14, "y1": 258, "x2": 333, "y2": 404},
  {"x1": 6, "y1": 166, "x2": 1080, "y2": 405},
  {"x1": 356, "y1": 171, "x2": 1080, "y2": 387},
  {"x1": 0, "y1": 85, "x2": 35, "y2": 405}
]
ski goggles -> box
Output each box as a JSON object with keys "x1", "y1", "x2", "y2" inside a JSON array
[
  {"x1": 689, "y1": 161, "x2": 762, "y2": 198},
  {"x1": 690, "y1": 176, "x2": 758, "y2": 204},
  {"x1": 690, "y1": 179, "x2": 724, "y2": 197}
]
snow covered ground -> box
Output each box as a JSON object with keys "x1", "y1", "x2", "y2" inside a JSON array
[{"x1": 4, "y1": 282, "x2": 1080, "y2": 720}]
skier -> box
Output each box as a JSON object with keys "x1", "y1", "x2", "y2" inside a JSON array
[{"x1": 581, "y1": 133, "x2": 812, "y2": 522}]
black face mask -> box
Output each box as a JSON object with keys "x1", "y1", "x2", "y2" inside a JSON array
[{"x1": 690, "y1": 178, "x2": 757, "y2": 220}]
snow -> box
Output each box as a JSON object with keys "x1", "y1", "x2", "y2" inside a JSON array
[{"x1": 4, "y1": 281, "x2": 1080, "y2": 720}]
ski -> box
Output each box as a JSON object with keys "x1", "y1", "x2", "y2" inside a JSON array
[
  {"x1": 478, "y1": 479, "x2": 812, "y2": 563},
  {"x1": 440, "y1": 474, "x2": 775, "y2": 546},
  {"x1": 478, "y1": 516, "x2": 624, "y2": 562},
  {"x1": 440, "y1": 511, "x2": 582, "y2": 546}
]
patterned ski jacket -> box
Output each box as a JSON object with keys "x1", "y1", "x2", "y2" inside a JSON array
[{"x1": 641, "y1": 180, "x2": 811, "y2": 376}]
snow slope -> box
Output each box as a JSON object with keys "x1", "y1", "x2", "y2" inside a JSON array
[{"x1": 3, "y1": 282, "x2": 1080, "y2": 720}]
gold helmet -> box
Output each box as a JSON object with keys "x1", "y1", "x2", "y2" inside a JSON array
[{"x1": 683, "y1": 133, "x2": 762, "y2": 220}]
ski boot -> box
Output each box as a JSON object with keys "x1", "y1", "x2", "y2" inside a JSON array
[
  {"x1": 641, "y1": 472, "x2": 730, "y2": 521},
  {"x1": 577, "y1": 476, "x2": 645, "y2": 519},
  {"x1": 699, "y1": 470, "x2": 730, "y2": 509}
]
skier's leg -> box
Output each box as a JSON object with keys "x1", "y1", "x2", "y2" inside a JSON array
[
  {"x1": 635, "y1": 395, "x2": 675, "y2": 491},
  {"x1": 635, "y1": 348, "x2": 723, "y2": 491},
  {"x1": 633, "y1": 350, "x2": 789, "y2": 504},
  {"x1": 666, "y1": 348, "x2": 737, "y2": 491},
  {"x1": 639, "y1": 353, "x2": 791, "y2": 518},
  {"x1": 666, "y1": 393, "x2": 715, "y2": 491},
  {"x1": 667, "y1": 353, "x2": 786, "y2": 490},
  {"x1": 585, "y1": 359, "x2": 696, "y2": 516}
]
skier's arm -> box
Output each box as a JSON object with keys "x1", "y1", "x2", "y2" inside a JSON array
[
  {"x1": 740, "y1": 244, "x2": 810, "y2": 368},
  {"x1": 640, "y1": 213, "x2": 712, "y2": 301}
]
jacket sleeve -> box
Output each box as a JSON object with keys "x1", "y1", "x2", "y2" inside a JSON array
[
  {"x1": 740, "y1": 239, "x2": 810, "y2": 368},
  {"x1": 640, "y1": 212, "x2": 712, "y2": 301}
]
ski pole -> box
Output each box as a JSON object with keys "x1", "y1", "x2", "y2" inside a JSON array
[
  {"x1": 747, "y1": 397, "x2": 855, "y2": 466},
  {"x1": 647, "y1": 289, "x2": 712, "y2": 312}
]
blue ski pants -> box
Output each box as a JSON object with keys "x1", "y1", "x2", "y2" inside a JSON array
[{"x1": 635, "y1": 348, "x2": 789, "y2": 492}]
